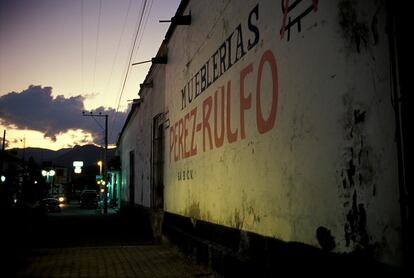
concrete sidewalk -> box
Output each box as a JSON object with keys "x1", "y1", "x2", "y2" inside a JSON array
[{"x1": 15, "y1": 244, "x2": 216, "y2": 278}]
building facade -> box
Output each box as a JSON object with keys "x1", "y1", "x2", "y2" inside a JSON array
[{"x1": 117, "y1": 0, "x2": 408, "y2": 273}]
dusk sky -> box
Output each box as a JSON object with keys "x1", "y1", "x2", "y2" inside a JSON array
[{"x1": 0, "y1": 0, "x2": 180, "y2": 150}]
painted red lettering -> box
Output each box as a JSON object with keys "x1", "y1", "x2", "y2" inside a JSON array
[
  {"x1": 214, "y1": 87, "x2": 225, "y2": 148},
  {"x1": 190, "y1": 107, "x2": 198, "y2": 156},
  {"x1": 174, "y1": 121, "x2": 179, "y2": 162},
  {"x1": 256, "y1": 50, "x2": 278, "y2": 134},
  {"x1": 178, "y1": 118, "x2": 184, "y2": 159},
  {"x1": 169, "y1": 125, "x2": 175, "y2": 164},
  {"x1": 226, "y1": 80, "x2": 238, "y2": 143},
  {"x1": 240, "y1": 63, "x2": 253, "y2": 139},
  {"x1": 170, "y1": 49, "x2": 278, "y2": 163},
  {"x1": 184, "y1": 113, "x2": 190, "y2": 158},
  {"x1": 202, "y1": 96, "x2": 213, "y2": 152}
]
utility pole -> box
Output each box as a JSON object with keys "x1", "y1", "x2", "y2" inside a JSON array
[{"x1": 82, "y1": 111, "x2": 108, "y2": 215}]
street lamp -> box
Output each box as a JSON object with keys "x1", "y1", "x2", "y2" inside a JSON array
[
  {"x1": 42, "y1": 170, "x2": 55, "y2": 177},
  {"x1": 97, "y1": 160, "x2": 102, "y2": 175},
  {"x1": 42, "y1": 169, "x2": 55, "y2": 194}
]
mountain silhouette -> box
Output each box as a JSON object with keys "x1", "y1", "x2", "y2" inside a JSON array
[{"x1": 9, "y1": 144, "x2": 115, "y2": 168}]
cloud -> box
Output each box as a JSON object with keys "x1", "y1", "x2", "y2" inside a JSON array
[{"x1": 0, "y1": 85, "x2": 127, "y2": 145}]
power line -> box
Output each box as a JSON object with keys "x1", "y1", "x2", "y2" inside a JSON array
[
  {"x1": 81, "y1": 0, "x2": 84, "y2": 96},
  {"x1": 92, "y1": 0, "x2": 103, "y2": 94},
  {"x1": 133, "y1": 0, "x2": 154, "y2": 62},
  {"x1": 116, "y1": 0, "x2": 148, "y2": 112},
  {"x1": 103, "y1": 0, "x2": 133, "y2": 99},
  {"x1": 92, "y1": 114, "x2": 104, "y2": 130},
  {"x1": 109, "y1": 0, "x2": 149, "y2": 141}
]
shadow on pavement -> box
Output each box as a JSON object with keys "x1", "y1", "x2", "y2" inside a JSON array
[{"x1": 1, "y1": 204, "x2": 154, "y2": 277}]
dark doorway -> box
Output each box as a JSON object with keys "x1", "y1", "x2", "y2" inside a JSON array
[
  {"x1": 152, "y1": 114, "x2": 164, "y2": 209},
  {"x1": 129, "y1": 150, "x2": 135, "y2": 208}
]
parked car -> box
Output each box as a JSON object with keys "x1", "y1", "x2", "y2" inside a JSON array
[
  {"x1": 80, "y1": 190, "x2": 99, "y2": 208},
  {"x1": 41, "y1": 198, "x2": 61, "y2": 213},
  {"x1": 47, "y1": 194, "x2": 67, "y2": 204}
]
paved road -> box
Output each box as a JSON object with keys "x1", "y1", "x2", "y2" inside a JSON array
[{"x1": 2, "y1": 202, "x2": 216, "y2": 277}]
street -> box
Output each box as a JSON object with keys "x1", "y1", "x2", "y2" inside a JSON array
[{"x1": 2, "y1": 201, "x2": 216, "y2": 277}]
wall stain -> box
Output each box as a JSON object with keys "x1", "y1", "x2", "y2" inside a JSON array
[
  {"x1": 228, "y1": 191, "x2": 262, "y2": 230},
  {"x1": 186, "y1": 201, "x2": 201, "y2": 220},
  {"x1": 338, "y1": 0, "x2": 369, "y2": 53},
  {"x1": 184, "y1": 201, "x2": 214, "y2": 228},
  {"x1": 344, "y1": 190, "x2": 369, "y2": 248},
  {"x1": 353, "y1": 109, "x2": 366, "y2": 124},
  {"x1": 346, "y1": 151, "x2": 356, "y2": 188},
  {"x1": 289, "y1": 111, "x2": 307, "y2": 152},
  {"x1": 341, "y1": 95, "x2": 374, "y2": 190},
  {"x1": 233, "y1": 208, "x2": 244, "y2": 230},
  {"x1": 371, "y1": 4, "x2": 383, "y2": 46},
  {"x1": 246, "y1": 204, "x2": 261, "y2": 224},
  {"x1": 339, "y1": 93, "x2": 377, "y2": 253}
]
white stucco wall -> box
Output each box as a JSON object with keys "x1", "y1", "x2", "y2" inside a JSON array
[
  {"x1": 163, "y1": 0, "x2": 402, "y2": 267},
  {"x1": 118, "y1": 63, "x2": 166, "y2": 207},
  {"x1": 118, "y1": 106, "x2": 137, "y2": 205},
  {"x1": 137, "y1": 64, "x2": 166, "y2": 207}
]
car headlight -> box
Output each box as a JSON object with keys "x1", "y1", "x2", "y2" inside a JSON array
[{"x1": 58, "y1": 197, "x2": 65, "y2": 203}]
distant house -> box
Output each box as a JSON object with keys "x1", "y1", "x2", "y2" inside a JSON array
[
  {"x1": 0, "y1": 151, "x2": 25, "y2": 209},
  {"x1": 0, "y1": 152, "x2": 47, "y2": 208}
]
